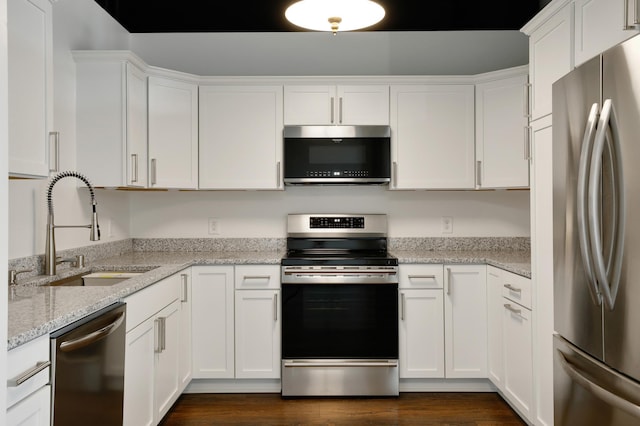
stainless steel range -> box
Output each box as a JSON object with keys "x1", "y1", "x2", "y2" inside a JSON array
[{"x1": 280, "y1": 214, "x2": 399, "y2": 397}]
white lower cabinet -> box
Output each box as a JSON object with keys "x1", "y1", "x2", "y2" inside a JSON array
[
  {"x1": 191, "y1": 266, "x2": 235, "y2": 379},
  {"x1": 6, "y1": 334, "x2": 51, "y2": 426},
  {"x1": 191, "y1": 264, "x2": 281, "y2": 381},
  {"x1": 178, "y1": 270, "x2": 192, "y2": 393},
  {"x1": 123, "y1": 272, "x2": 182, "y2": 426},
  {"x1": 444, "y1": 265, "x2": 488, "y2": 378},
  {"x1": 398, "y1": 265, "x2": 445, "y2": 379},
  {"x1": 234, "y1": 265, "x2": 281, "y2": 379},
  {"x1": 486, "y1": 265, "x2": 533, "y2": 422}
]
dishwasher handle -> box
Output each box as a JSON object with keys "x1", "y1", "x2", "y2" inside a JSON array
[{"x1": 59, "y1": 312, "x2": 125, "y2": 353}]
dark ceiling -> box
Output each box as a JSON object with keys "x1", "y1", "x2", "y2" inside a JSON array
[{"x1": 94, "y1": 0, "x2": 548, "y2": 33}]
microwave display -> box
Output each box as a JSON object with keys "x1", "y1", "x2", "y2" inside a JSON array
[{"x1": 283, "y1": 125, "x2": 391, "y2": 185}]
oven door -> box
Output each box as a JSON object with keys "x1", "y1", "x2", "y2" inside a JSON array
[{"x1": 281, "y1": 282, "x2": 399, "y2": 396}]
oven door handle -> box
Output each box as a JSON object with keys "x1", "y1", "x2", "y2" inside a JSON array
[
  {"x1": 283, "y1": 269, "x2": 397, "y2": 275},
  {"x1": 283, "y1": 360, "x2": 399, "y2": 368}
]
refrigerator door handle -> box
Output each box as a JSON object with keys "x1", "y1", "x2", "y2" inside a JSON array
[
  {"x1": 577, "y1": 103, "x2": 602, "y2": 305},
  {"x1": 557, "y1": 348, "x2": 640, "y2": 419},
  {"x1": 588, "y1": 99, "x2": 626, "y2": 311}
]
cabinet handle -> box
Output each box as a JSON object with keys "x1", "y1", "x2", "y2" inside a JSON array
[
  {"x1": 243, "y1": 275, "x2": 271, "y2": 280},
  {"x1": 524, "y1": 127, "x2": 532, "y2": 161},
  {"x1": 624, "y1": 0, "x2": 640, "y2": 28},
  {"x1": 446, "y1": 267, "x2": 452, "y2": 295},
  {"x1": 504, "y1": 283, "x2": 522, "y2": 293},
  {"x1": 339, "y1": 97, "x2": 343, "y2": 123},
  {"x1": 276, "y1": 161, "x2": 281, "y2": 188},
  {"x1": 181, "y1": 274, "x2": 189, "y2": 302},
  {"x1": 160, "y1": 317, "x2": 167, "y2": 351},
  {"x1": 131, "y1": 154, "x2": 138, "y2": 183},
  {"x1": 392, "y1": 161, "x2": 398, "y2": 188},
  {"x1": 273, "y1": 293, "x2": 278, "y2": 321},
  {"x1": 330, "y1": 97, "x2": 335, "y2": 124},
  {"x1": 400, "y1": 292, "x2": 406, "y2": 321},
  {"x1": 151, "y1": 158, "x2": 157, "y2": 185},
  {"x1": 7, "y1": 361, "x2": 51, "y2": 387},
  {"x1": 523, "y1": 83, "x2": 531, "y2": 118},
  {"x1": 49, "y1": 131, "x2": 60, "y2": 173},
  {"x1": 476, "y1": 161, "x2": 482, "y2": 187},
  {"x1": 408, "y1": 274, "x2": 436, "y2": 280},
  {"x1": 504, "y1": 303, "x2": 523, "y2": 317},
  {"x1": 154, "y1": 318, "x2": 162, "y2": 353}
]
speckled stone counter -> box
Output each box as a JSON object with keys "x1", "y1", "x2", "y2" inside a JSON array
[
  {"x1": 390, "y1": 250, "x2": 531, "y2": 278},
  {"x1": 8, "y1": 238, "x2": 529, "y2": 351},
  {"x1": 8, "y1": 250, "x2": 283, "y2": 350}
]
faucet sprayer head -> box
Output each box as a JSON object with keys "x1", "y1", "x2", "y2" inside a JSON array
[{"x1": 90, "y1": 200, "x2": 100, "y2": 241}]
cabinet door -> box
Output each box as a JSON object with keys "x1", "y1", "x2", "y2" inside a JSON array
[
  {"x1": 6, "y1": 384, "x2": 51, "y2": 426},
  {"x1": 177, "y1": 270, "x2": 192, "y2": 393},
  {"x1": 530, "y1": 115, "x2": 554, "y2": 426},
  {"x1": 125, "y1": 63, "x2": 148, "y2": 187},
  {"x1": 486, "y1": 266, "x2": 504, "y2": 389},
  {"x1": 148, "y1": 76, "x2": 198, "y2": 189},
  {"x1": 390, "y1": 85, "x2": 475, "y2": 189},
  {"x1": 284, "y1": 85, "x2": 336, "y2": 125},
  {"x1": 7, "y1": 0, "x2": 53, "y2": 178},
  {"x1": 503, "y1": 300, "x2": 533, "y2": 418},
  {"x1": 575, "y1": 0, "x2": 639, "y2": 67},
  {"x1": 528, "y1": 4, "x2": 573, "y2": 120},
  {"x1": 199, "y1": 85, "x2": 283, "y2": 189},
  {"x1": 124, "y1": 317, "x2": 155, "y2": 426},
  {"x1": 154, "y1": 300, "x2": 181, "y2": 422},
  {"x1": 235, "y1": 289, "x2": 281, "y2": 379},
  {"x1": 399, "y1": 289, "x2": 445, "y2": 378},
  {"x1": 443, "y1": 265, "x2": 487, "y2": 378},
  {"x1": 476, "y1": 74, "x2": 530, "y2": 189},
  {"x1": 191, "y1": 266, "x2": 235, "y2": 379},
  {"x1": 337, "y1": 85, "x2": 389, "y2": 125}
]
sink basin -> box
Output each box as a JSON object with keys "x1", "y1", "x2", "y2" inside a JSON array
[{"x1": 45, "y1": 271, "x2": 142, "y2": 287}]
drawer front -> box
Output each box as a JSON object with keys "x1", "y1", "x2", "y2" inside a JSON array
[
  {"x1": 501, "y1": 271, "x2": 532, "y2": 310},
  {"x1": 399, "y1": 264, "x2": 444, "y2": 289},
  {"x1": 235, "y1": 265, "x2": 280, "y2": 290},
  {"x1": 7, "y1": 334, "x2": 51, "y2": 409},
  {"x1": 125, "y1": 272, "x2": 181, "y2": 332}
]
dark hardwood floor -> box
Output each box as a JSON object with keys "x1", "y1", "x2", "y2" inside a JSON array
[{"x1": 160, "y1": 392, "x2": 526, "y2": 425}]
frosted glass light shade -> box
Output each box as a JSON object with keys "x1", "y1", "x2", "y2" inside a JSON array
[{"x1": 285, "y1": 0, "x2": 386, "y2": 33}]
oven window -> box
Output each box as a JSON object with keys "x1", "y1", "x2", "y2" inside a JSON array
[
  {"x1": 281, "y1": 284, "x2": 398, "y2": 359},
  {"x1": 309, "y1": 145, "x2": 366, "y2": 164}
]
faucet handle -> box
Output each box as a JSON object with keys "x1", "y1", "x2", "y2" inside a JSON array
[{"x1": 9, "y1": 269, "x2": 33, "y2": 286}]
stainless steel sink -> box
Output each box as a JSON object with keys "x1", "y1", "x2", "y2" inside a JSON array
[{"x1": 46, "y1": 271, "x2": 142, "y2": 287}]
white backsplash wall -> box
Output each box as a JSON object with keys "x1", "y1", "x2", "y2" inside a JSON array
[{"x1": 129, "y1": 187, "x2": 530, "y2": 239}]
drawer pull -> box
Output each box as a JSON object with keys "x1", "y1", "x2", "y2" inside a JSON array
[
  {"x1": 408, "y1": 275, "x2": 436, "y2": 280},
  {"x1": 504, "y1": 283, "x2": 522, "y2": 293},
  {"x1": 504, "y1": 303, "x2": 522, "y2": 316},
  {"x1": 8, "y1": 361, "x2": 51, "y2": 387}
]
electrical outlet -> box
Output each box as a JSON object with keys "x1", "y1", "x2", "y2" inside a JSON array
[
  {"x1": 208, "y1": 217, "x2": 219, "y2": 235},
  {"x1": 441, "y1": 216, "x2": 453, "y2": 234}
]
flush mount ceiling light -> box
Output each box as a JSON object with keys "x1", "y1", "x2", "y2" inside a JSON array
[{"x1": 285, "y1": 0, "x2": 386, "y2": 34}]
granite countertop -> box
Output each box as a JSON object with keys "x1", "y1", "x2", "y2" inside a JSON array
[{"x1": 8, "y1": 248, "x2": 528, "y2": 350}]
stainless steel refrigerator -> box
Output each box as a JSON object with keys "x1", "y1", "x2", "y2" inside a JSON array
[{"x1": 553, "y1": 33, "x2": 640, "y2": 425}]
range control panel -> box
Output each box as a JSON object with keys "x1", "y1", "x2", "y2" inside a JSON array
[{"x1": 310, "y1": 216, "x2": 365, "y2": 229}]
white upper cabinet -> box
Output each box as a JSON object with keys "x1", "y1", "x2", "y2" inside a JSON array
[
  {"x1": 148, "y1": 76, "x2": 199, "y2": 189},
  {"x1": 575, "y1": 0, "x2": 640, "y2": 67},
  {"x1": 284, "y1": 84, "x2": 389, "y2": 125},
  {"x1": 390, "y1": 84, "x2": 475, "y2": 190},
  {"x1": 475, "y1": 70, "x2": 530, "y2": 189},
  {"x1": 199, "y1": 85, "x2": 283, "y2": 190},
  {"x1": 8, "y1": 0, "x2": 53, "y2": 178},
  {"x1": 523, "y1": 2, "x2": 574, "y2": 121},
  {"x1": 75, "y1": 52, "x2": 148, "y2": 188}
]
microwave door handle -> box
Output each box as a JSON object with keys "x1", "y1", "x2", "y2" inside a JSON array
[
  {"x1": 588, "y1": 99, "x2": 626, "y2": 311},
  {"x1": 577, "y1": 103, "x2": 602, "y2": 306}
]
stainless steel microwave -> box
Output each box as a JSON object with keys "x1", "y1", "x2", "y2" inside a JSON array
[{"x1": 283, "y1": 125, "x2": 391, "y2": 185}]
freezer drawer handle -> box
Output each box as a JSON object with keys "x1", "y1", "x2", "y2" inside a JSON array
[
  {"x1": 7, "y1": 361, "x2": 51, "y2": 387},
  {"x1": 557, "y1": 349, "x2": 640, "y2": 419}
]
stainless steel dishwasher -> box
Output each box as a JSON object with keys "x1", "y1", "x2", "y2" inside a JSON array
[{"x1": 50, "y1": 302, "x2": 126, "y2": 426}]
